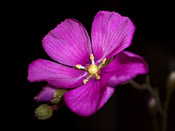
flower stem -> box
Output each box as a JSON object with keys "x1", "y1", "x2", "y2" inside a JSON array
[
  {"x1": 164, "y1": 87, "x2": 173, "y2": 114},
  {"x1": 51, "y1": 102, "x2": 65, "y2": 111},
  {"x1": 128, "y1": 76, "x2": 166, "y2": 131},
  {"x1": 128, "y1": 79, "x2": 146, "y2": 90},
  {"x1": 162, "y1": 86, "x2": 173, "y2": 131},
  {"x1": 151, "y1": 110, "x2": 159, "y2": 131}
]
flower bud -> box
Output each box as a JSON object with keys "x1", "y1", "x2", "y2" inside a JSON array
[
  {"x1": 50, "y1": 89, "x2": 66, "y2": 104},
  {"x1": 35, "y1": 104, "x2": 53, "y2": 120},
  {"x1": 148, "y1": 97, "x2": 156, "y2": 109},
  {"x1": 167, "y1": 71, "x2": 175, "y2": 91}
]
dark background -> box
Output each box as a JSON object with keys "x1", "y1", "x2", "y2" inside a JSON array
[{"x1": 2, "y1": 0, "x2": 175, "y2": 131}]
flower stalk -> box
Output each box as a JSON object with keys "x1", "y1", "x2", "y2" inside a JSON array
[{"x1": 128, "y1": 75, "x2": 169, "y2": 131}]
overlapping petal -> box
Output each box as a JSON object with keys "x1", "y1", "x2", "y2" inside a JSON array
[
  {"x1": 64, "y1": 78, "x2": 114, "y2": 116},
  {"x1": 97, "y1": 86, "x2": 115, "y2": 110},
  {"x1": 101, "y1": 51, "x2": 148, "y2": 87},
  {"x1": 91, "y1": 11, "x2": 135, "y2": 62},
  {"x1": 34, "y1": 86, "x2": 56, "y2": 102},
  {"x1": 42, "y1": 19, "x2": 92, "y2": 67},
  {"x1": 28, "y1": 59, "x2": 87, "y2": 89}
]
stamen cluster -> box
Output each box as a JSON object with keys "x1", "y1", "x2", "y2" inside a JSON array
[{"x1": 76, "y1": 54, "x2": 106, "y2": 84}]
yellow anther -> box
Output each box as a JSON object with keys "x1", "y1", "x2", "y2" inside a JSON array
[
  {"x1": 90, "y1": 54, "x2": 95, "y2": 65},
  {"x1": 98, "y1": 58, "x2": 107, "y2": 69},
  {"x1": 83, "y1": 79, "x2": 88, "y2": 84},
  {"x1": 102, "y1": 58, "x2": 106, "y2": 64},
  {"x1": 90, "y1": 54, "x2": 94, "y2": 60},
  {"x1": 75, "y1": 64, "x2": 82, "y2": 69},
  {"x1": 95, "y1": 74, "x2": 100, "y2": 79},
  {"x1": 88, "y1": 65, "x2": 98, "y2": 75},
  {"x1": 75, "y1": 64, "x2": 86, "y2": 70},
  {"x1": 83, "y1": 75, "x2": 93, "y2": 84}
]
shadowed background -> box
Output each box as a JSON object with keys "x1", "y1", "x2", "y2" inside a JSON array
[{"x1": 2, "y1": 0, "x2": 175, "y2": 131}]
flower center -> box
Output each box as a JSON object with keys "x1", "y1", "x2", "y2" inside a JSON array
[
  {"x1": 75, "y1": 54, "x2": 106, "y2": 84},
  {"x1": 88, "y1": 65, "x2": 98, "y2": 75}
]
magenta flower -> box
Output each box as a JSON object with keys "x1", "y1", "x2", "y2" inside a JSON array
[{"x1": 28, "y1": 11, "x2": 148, "y2": 116}]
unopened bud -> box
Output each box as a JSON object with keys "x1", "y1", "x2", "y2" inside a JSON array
[
  {"x1": 167, "y1": 71, "x2": 175, "y2": 91},
  {"x1": 50, "y1": 89, "x2": 66, "y2": 104},
  {"x1": 148, "y1": 97, "x2": 156, "y2": 109},
  {"x1": 35, "y1": 104, "x2": 53, "y2": 120}
]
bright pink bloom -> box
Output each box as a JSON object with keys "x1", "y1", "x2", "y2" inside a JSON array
[{"x1": 28, "y1": 11, "x2": 148, "y2": 116}]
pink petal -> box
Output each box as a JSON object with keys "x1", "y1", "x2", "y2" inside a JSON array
[
  {"x1": 97, "y1": 86, "x2": 115, "y2": 110},
  {"x1": 91, "y1": 11, "x2": 135, "y2": 62},
  {"x1": 28, "y1": 59, "x2": 87, "y2": 89},
  {"x1": 64, "y1": 78, "x2": 113, "y2": 117},
  {"x1": 34, "y1": 86, "x2": 56, "y2": 102},
  {"x1": 42, "y1": 19, "x2": 92, "y2": 67},
  {"x1": 102, "y1": 51, "x2": 149, "y2": 87}
]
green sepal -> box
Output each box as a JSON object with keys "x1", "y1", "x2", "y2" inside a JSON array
[
  {"x1": 35, "y1": 104, "x2": 53, "y2": 120},
  {"x1": 50, "y1": 89, "x2": 66, "y2": 104}
]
